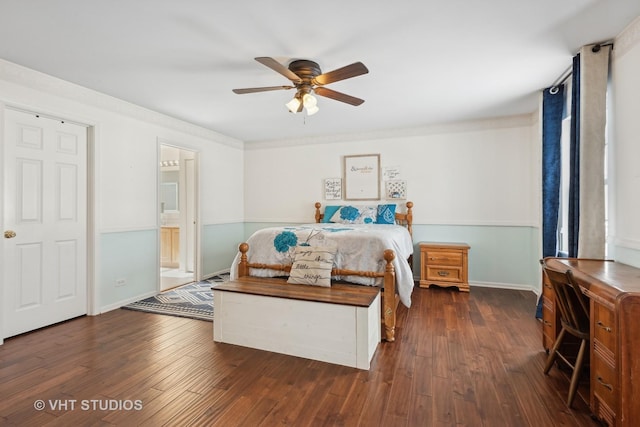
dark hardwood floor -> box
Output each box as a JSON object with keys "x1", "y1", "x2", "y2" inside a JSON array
[{"x1": 0, "y1": 286, "x2": 599, "y2": 426}]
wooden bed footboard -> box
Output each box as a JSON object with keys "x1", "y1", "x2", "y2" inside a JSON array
[{"x1": 236, "y1": 242, "x2": 399, "y2": 342}]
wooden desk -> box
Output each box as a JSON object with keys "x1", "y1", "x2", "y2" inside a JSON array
[{"x1": 543, "y1": 258, "x2": 640, "y2": 426}]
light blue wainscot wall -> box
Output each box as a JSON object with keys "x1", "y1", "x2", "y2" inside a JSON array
[
  {"x1": 243, "y1": 222, "x2": 293, "y2": 239},
  {"x1": 241, "y1": 222, "x2": 541, "y2": 294},
  {"x1": 412, "y1": 224, "x2": 540, "y2": 293},
  {"x1": 201, "y1": 222, "x2": 245, "y2": 277},
  {"x1": 99, "y1": 229, "x2": 158, "y2": 312},
  {"x1": 99, "y1": 224, "x2": 246, "y2": 312}
]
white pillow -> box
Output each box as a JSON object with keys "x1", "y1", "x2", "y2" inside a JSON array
[{"x1": 287, "y1": 246, "x2": 336, "y2": 287}]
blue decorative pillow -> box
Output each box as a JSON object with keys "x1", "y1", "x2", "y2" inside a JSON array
[
  {"x1": 376, "y1": 204, "x2": 397, "y2": 224},
  {"x1": 322, "y1": 205, "x2": 341, "y2": 223},
  {"x1": 329, "y1": 205, "x2": 377, "y2": 224}
]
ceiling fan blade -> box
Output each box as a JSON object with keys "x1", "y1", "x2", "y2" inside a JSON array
[
  {"x1": 255, "y1": 57, "x2": 302, "y2": 83},
  {"x1": 314, "y1": 87, "x2": 365, "y2": 106},
  {"x1": 313, "y1": 62, "x2": 368, "y2": 86},
  {"x1": 232, "y1": 85, "x2": 294, "y2": 94}
]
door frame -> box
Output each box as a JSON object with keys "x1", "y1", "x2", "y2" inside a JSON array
[
  {"x1": 157, "y1": 139, "x2": 201, "y2": 289},
  {"x1": 0, "y1": 103, "x2": 97, "y2": 345}
]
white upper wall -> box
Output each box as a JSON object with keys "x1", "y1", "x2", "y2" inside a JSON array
[
  {"x1": 611, "y1": 16, "x2": 640, "y2": 258},
  {"x1": 0, "y1": 59, "x2": 245, "y2": 231},
  {"x1": 244, "y1": 115, "x2": 538, "y2": 227}
]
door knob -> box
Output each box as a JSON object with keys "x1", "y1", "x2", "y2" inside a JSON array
[{"x1": 4, "y1": 230, "x2": 16, "y2": 239}]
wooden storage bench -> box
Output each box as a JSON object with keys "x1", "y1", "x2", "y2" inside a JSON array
[{"x1": 212, "y1": 277, "x2": 381, "y2": 370}]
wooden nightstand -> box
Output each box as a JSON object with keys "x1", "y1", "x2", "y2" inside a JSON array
[{"x1": 419, "y1": 242, "x2": 470, "y2": 292}]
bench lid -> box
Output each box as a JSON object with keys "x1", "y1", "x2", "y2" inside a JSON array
[{"x1": 212, "y1": 277, "x2": 380, "y2": 307}]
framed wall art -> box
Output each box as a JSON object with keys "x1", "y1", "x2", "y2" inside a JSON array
[
  {"x1": 323, "y1": 178, "x2": 342, "y2": 200},
  {"x1": 343, "y1": 154, "x2": 380, "y2": 200},
  {"x1": 385, "y1": 180, "x2": 407, "y2": 200}
]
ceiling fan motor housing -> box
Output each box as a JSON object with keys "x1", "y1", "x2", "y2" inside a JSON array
[{"x1": 288, "y1": 60, "x2": 322, "y2": 82}]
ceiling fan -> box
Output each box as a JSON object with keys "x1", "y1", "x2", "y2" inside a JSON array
[{"x1": 232, "y1": 57, "x2": 369, "y2": 115}]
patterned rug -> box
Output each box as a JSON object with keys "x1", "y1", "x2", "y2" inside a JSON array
[{"x1": 123, "y1": 273, "x2": 229, "y2": 321}]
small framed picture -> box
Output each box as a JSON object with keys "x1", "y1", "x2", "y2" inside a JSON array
[
  {"x1": 324, "y1": 178, "x2": 342, "y2": 200},
  {"x1": 385, "y1": 180, "x2": 407, "y2": 200}
]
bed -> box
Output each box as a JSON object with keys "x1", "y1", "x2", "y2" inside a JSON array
[{"x1": 229, "y1": 201, "x2": 414, "y2": 341}]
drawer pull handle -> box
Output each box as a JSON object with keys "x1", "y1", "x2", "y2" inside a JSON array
[
  {"x1": 596, "y1": 321, "x2": 612, "y2": 332},
  {"x1": 438, "y1": 271, "x2": 449, "y2": 277},
  {"x1": 543, "y1": 320, "x2": 552, "y2": 326},
  {"x1": 596, "y1": 376, "x2": 613, "y2": 391},
  {"x1": 544, "y1": 283, "x2": 552, "y2": 289}
]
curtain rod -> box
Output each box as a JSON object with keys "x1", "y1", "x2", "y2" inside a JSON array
[
  {"x1": 551, "y1": 66, "x2": 572, "y2": 88},
  {"x1": 550, "y1": 41, "x2": 614, "y2": 89}
]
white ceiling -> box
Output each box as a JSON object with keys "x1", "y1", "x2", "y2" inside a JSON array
[{"x1": 1, "y1": 0, "x2": 639, "y2": 143}]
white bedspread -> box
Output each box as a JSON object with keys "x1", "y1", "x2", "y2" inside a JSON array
[{"x1": 229, "y1": 223, "x2": 414, "y2": 307}]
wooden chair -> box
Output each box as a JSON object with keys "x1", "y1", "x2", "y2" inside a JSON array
[{"x1": 541, "y1": 259, "x2": 591, "y2": 408}]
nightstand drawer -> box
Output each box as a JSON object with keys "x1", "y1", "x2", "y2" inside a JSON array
[
  {"x1": 424, "y1": 250, "x2": 462, "y2": 267},
  {"x1": 426, "y1": 266, "x2": 462, "y2": 282}
]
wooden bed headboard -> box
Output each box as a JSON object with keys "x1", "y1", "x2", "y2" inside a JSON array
[{"x1": 314, "y1": 201, "x2": 413, "y2": 237}]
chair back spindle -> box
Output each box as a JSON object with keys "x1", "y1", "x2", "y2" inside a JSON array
[{"x1": 540, "y1": 259, "x2": 591, "y2": 408}]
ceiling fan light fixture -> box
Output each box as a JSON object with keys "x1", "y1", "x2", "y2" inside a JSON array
[
  {"x1": 302, "y1": 93, "x2": 319, "y2": 115},
  {"x1": 302, "y1": 93, "x2": 317, "y2": 108},
  {"x1": 286, "y1": 97, "x2": 301, "y2": 113},
  {"x1": 287, "y1": 92, "x2": 319, "y2": 115}
]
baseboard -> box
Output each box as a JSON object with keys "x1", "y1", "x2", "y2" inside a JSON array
[
  {"x1": 469, "y1": 280, "x2": 539, "y2": 296},
  {"x1": 203, "y1": 268, "x2": 230, "y2": 280},
  {"x1": 99, "y1": 290, "x2": 158, "y2": 314}
]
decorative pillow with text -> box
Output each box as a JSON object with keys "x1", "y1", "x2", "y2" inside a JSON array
[{"x1": 287, "y1": 246, "x2": 336, "y2": 287}]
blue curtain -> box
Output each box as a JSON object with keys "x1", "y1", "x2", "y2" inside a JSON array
[
  {"x1": 537, "y1": 84, "x2": 565, "y2": 319},
  {"x1": 542, "y1": 85, "x2": 565, "y2": 258},
  {"x1": 568, "y1": 54, "x2": 581, "y2": 257}
]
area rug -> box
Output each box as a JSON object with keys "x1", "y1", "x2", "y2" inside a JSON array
[{"x1": 123, "y1": 273, "x2": 229, "y2": 321}]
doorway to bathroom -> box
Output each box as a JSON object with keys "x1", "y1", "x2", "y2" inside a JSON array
[{"x1": 159, "y1": 143, "x2": 199, "y2": 290}]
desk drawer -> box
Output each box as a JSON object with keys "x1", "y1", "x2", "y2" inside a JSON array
[
  {"x1": 541, "y1": 295, "x2": 556, "y2": 350},
  {"x1": 593, "y1": 355, "x2": 617, "y2": 426},
  {"x1": 593, "y1": 302, "x2": 616, "y2": 352},
  {"x1": 542, "y1": 274, "x2": 554, "y2": 297}
]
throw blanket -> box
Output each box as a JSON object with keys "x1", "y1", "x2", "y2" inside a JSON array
[{"x1": 230, "y1": 223, "x2": 414, "y2": 307}]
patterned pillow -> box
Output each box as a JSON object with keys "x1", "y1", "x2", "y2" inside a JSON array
[
  {"x1": 287, "y1": 246, "x2": 336, "y2": 287},
  {"x1": 329, "y1": 205, "x2": 377, "y2": 224},
  {"x1": 322, "y1": 205, "x2": 341, "y2": 223},
  {"x1": 376, "y1": 204, "x2": 397, "y2": 224}
]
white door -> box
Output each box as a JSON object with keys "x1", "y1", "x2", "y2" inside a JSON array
[{"x1": 2, "y1": 109, "x2": 87, "y2": 338}]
